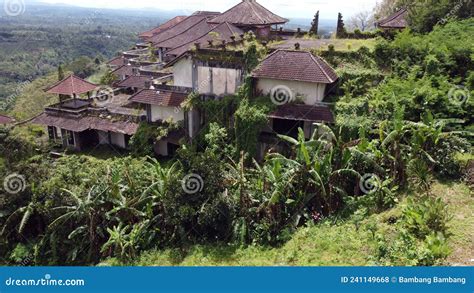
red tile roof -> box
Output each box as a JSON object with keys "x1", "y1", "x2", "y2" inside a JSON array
[
  {"x1": 129, "y1": 89, "x2": 187, "y2": 107},
  {"x1": 148, "y1": 12, "x2": 219, "y2": 45},
  {"x1": 45, "y1": 74, "x2": 98, "y2": 96},
  {"x1": 116, "y1": 76, "x2": 154, "y2": 89},
  {"x1": 32, "y1": 113, "x2": 139, "y2": 135},
  {"x1": 269, "y1": 104, "x2": 334, "y2": 123},
  {"x1": 0, "y1": 114, "x2": 14, "y2": 124},
  {"x1": 252, "y1": 50, "x2": 338, "y2": 84},
  {"x1": 111, "y1": 64, "x2": 135, "y2": 78},
  {"x1": 209, "y1": 0, "x2": 288, "y2": 26},
  {"x1": 165, "y1": 22, "x2": 244, "y2": 57},
  {"x1": 107, "y1": 56, "x2": 126, "y2": 67},
  {"x1": 158, "y1": 18, "x2": 216, "y2": 49},
  {"x1": 139, "y1": 16, "x2": 187, "y2": 39},
  {"x1": 377, "y1": 8, "x2": 408, "y2": 29}
]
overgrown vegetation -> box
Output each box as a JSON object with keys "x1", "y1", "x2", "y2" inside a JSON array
[{"x1": 0, "y1": 5, "x2": 472, "y2": 267}]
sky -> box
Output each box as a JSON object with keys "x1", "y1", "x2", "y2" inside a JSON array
[{"x1": 39, "y1": 0, "x2": 380, "y2": 19}]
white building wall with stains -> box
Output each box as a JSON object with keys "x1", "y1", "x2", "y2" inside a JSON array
[
  {"x1": 172, "y1": 58, "x2": 242, "y2": 96},
  {"x1": 173, "y1": 58, "x2": 193, "y2": 88},
  {"x1": 256, "y1": 78, "x2": 327, "y2": 105},
  {"x1": 150, "y1": 105, "x2": 184, "y2": 123}
]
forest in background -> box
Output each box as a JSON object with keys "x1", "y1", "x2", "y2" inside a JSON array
[
  {"x1": 0, "y1": 0, "x2": 472, "y2": 267},
  {"x1": 0, "y1": 2, "x2": 172, "y2": 110}
]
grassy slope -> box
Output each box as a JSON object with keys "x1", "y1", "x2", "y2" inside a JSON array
[
  {"x1": 101, "y1": 181, "x2": 472, "y2": 267},
  {"x1": 269, "y1": 38, "x2": 377, "y2": 52},
  {"x1": 9, "y1": 73, "x2": 59, "y2": 120}
]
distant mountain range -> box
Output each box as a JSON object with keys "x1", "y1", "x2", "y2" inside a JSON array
[{"x1": 1, "y1": 1, "x2": 337, "y2": 32}]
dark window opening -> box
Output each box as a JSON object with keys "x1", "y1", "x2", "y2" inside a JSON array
[
  {"x1": 47, "y1": 126, "x2": 56, "y2": 140},
  {"x1": 272, "y1": 119, "x2": 304, "y2": 138},
  {"x1": 167, "y1": 142, "x2": 179, "y2": 157},
  {"x1": 67, "y1": 130, "x2": 75, "y2": 146}
]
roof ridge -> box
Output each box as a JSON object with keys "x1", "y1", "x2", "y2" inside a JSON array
[
  {"x1": 252, "y1": 49, "x2": 282, "y2": 72},
  {"x1": 149, "y1": 15, "x2": 201, "y2": 45},
  {"x1": 246, "y1": 1, "x2": 265, "y2": 23},
  {"x1": 379, "y1": 7, "x2": 407, "y2": 25},
  {"x1": 209, "y1": 0, "x2": 287, "y2": 25},
  {"x1": 158, "y1": 17, "x2": 213, "y2": 48},
  {"x1": 163, "y1": 21, "x2": 229, "y2": 55},
  {"x1": 148, "y1": 15, "x2": 187, "y2": 33},
  {"x1": 71, "y1": 74, "x2": 75, "y2": 94},
  {"x1": 252, "y1": 49, "x2": 337, "y2": 84},
  {"x1": 309, "y1": 53, "x2": 334, "y2": 83},
  {"x1": 44, "y1": 74, "x2": 97, "y2": 95},
  {"x1": 149, "y1": 15, "x2": 191, "y2": 37}
]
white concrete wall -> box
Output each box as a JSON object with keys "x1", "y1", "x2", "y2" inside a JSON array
[
  {"x1": 150, "y1": 105, "x2": 184, "y2": 122},
  {"x1": 172, "y1": 57, "x2": 242, "y2": 96},
  {"x1": 187, "y1": 109, "x2": 200, "y2": 139},
  {"x1": 110, "y1": 132, "x2": 126, "y2": 149},
  {"x1": 173, "y1": 58, "x2": 193, "y2": 88},
  {"x1": 257, "y1": 78, "x2": 327, "y2": 105},
  {"x1": 197, "y1": 66, "x2": 241, "y2": 96}
]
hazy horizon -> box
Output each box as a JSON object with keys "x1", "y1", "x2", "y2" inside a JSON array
[{"x1": 37, "y1": 0, "x2": 380, "y2": 19}]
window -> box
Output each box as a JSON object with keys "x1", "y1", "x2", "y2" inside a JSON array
[
  {"x1": 66, "y1": 130, "x2": 75, "y2": 146},
  {"x1": 48, "y1": 126, "x2": 59, "y2": 140},
  {"x1": 47, "y1": 126, "x2": 55, "y2": 140}
]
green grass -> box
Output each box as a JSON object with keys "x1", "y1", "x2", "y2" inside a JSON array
[
  {"x1": 100, "y1": 181, "x2": 472, "y2": 267},
  {"x1": 269, "y1": 38, "x2": 377, "y2": 52},
  {"x1": 87, "y1": 64, "x2": 109, "y2": 84},
  {"x1": 435, "y1": 182, "x2": 473, "y2": 266},
  {"x1": 312, "y1": 38, "x2": 377, "y2": 52}
]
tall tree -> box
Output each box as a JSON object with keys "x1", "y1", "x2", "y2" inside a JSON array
[
  {"x1": 373, "y1": 0, "x2": 400, "y2": 21},
  {"x1": 57, "y1": 65, "x2": 64, "y2": 81},
  {"x1": 336, "y1": 13, "x2": 347, "y2": 38},
  {"x1": 348, "y1": 10, "x2": 374, "y2": 31},
  {"x1": 399, "y1": 0, "x2": 473, "y2": 33},
  {"x1": 310, "y1": 11, "x2": 320, "y2": 36},
  {"x1": 57, "y1": 65, "x2": 68, "y2": 102}
]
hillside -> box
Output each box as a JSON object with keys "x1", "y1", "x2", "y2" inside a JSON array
[
  {"x1": 0, "y1": 3, "x2": 168, "y2": 111},
  {"x1": 0, "y1": 0, "x2": 472, "y2": 269},
  {"x1": 101, "y1": 181, "x2": 472, "y2": 266}
]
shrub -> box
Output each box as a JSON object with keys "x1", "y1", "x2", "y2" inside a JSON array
[{"x1": 373, "y1": 196, "x2": 452, "y2": 266}]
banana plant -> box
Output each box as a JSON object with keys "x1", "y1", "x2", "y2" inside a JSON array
[{"x1": 47, "y1": 185, "x2": 107, "y2": 262}]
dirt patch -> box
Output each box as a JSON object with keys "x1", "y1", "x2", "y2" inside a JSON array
[{"x1": 465, "y1": 160, "x2": 474, "y2": 189}]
